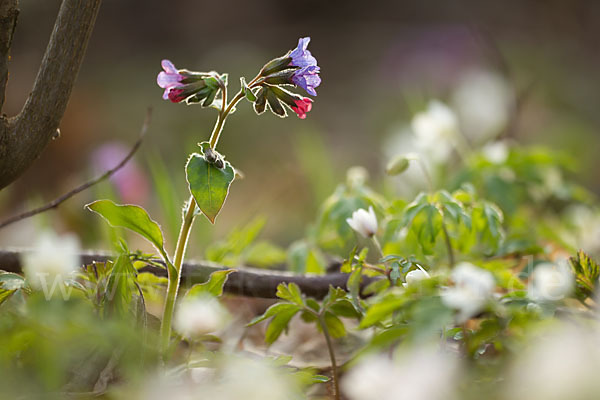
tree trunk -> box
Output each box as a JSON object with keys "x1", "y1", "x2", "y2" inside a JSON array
[{"x1": 0, "y1": 0, "x2": 102, "y2": 190}]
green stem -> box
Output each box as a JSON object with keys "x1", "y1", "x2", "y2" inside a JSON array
[
  {"x1": 160, "y1": 196, "x2": 197, "y2": 352},
  {"x1": 318, "y1": 314, "x2": 340, "y2": 400},
  {"x1": 161, "y1": 74, "x2": 265, "y2": 353},
  {"x1": 208, "y1": 75, "x2": 261, "y2": 149},
  {"x1": 441, "y1": 223, "x2": 455, "y2": 268}
]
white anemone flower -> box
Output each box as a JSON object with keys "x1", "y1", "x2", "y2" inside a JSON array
[
  {"x1": 342, "y1": 346, "x2": 460, "y2": 400},
  {"x1": 482, "y1": 140, "x2": 509, "y2": 164},
  {"x1": 174, "y1": 295, "x2": 230, "y2": 338},
  {"x1": 528, "y1": 261, "x2": 573, "y2": 302},
  {"x1": 21, "y1": 231, "x2": 80, "y2": 292},
  {"x1": 452, "y1": 69, "x2": 513, "y2": 144},
  {"x1": 505, "y1": 325, "x2": 600, "y2": 400},
  {"x1": 441, "y1": 262, "x2": 495, "y2": 322},
  {"x1": 411, "y1": 100, "x2": 459, "y2": 163},
  {"x1": 403, "y1": 269, "x2": 431, "y2": 287},
  {"x1": 346, "y1": 206, "x2": 378, "y2": 238}
]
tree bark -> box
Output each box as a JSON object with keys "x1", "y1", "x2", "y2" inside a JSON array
[
  {"x1": 0, "y1": 250, "x2": 380, "y2": 299},
  {"x1": 0, "y1": 0, "x2": 18, "y2": 112},
  {"x1": 0, "y1": 0, "x2": 102, "y2": 190}
]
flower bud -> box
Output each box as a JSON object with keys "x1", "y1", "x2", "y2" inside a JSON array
[
  {"x1": 346, "y1": 206, "x2": 378, "y2": 238},
  {"x1": 269, "y1": 86, "x2": 313, "y2": 119},
  {"x1": 260, "y1": 53, "x2": 293, "y2": 76},
  {"x1": 386, "y1": 156, "x2": 411, "y2": 176},
  {"x1": 253, "y1": 87, "x2": 267, "y2": 115}
]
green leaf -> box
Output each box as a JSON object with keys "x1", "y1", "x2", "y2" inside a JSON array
[
  {"x1": 569, "y1": 250, "x2": 600, "y2": 301},
  {"x1": 347, "y1": 265, "x2": 363, "y2": 309},
  {"x1": 247, "y1": 302, "x2": 300, "y2": 326},
  {"x1": 0, "y1": 272, "x2": 25, "y2": 291},
  {"x1": 186, "y1": 153, "x2": 236, "y2": 224},
  {"x1": 241, "y1": 77, "x2": 257, "y2": 102},
  {"x1": 86, "y1": 200, "x2": 166, "y2": 256},
  {"x1": 104, "y1": 254, "x2": 137, "y2": 317},
  {"x1": 276, "y1": 282, "x2": 305, "y2": 306},
  {"x1": 323, "y1": 312, "x2": 346, "y2": 338},
  {"x1": 265, "y1": 306, "x2": 301, "y2": 344},
  {"x1": 359, "y1": 295, "x2": 407, "y2": 329},
  {"x1": 185, "y1": 269, "x2": 235, "y2": 299}
]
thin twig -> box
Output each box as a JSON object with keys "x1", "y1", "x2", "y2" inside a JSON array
[{"x1": 0, "y1": 108, "x2": 152, "y2": 230}]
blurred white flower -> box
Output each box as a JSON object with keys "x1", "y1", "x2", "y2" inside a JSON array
[
  {"x1": 482, "y1": 140, "x2": 509, "y2": 164},
  {"x1": 504, "y1": 324, "x2": 600, "y2": 400},
  {"x1": 563, "y1": 205, "x2": 600, "y2": 255},
  {"x1": 451, "y1": 69, "x2": 513, "y2": 144},
  {"x1": 174, "y1": 296, "x2": 230, "y2": 338},
  {"x1": 411, "y1": 100, "x2": 458, "y2": 163},
  {"x1": 210, "y1": 357, "x2": 299, "y2": 400},
  {"x1": 528, "y1": 261, "x2": 573, "y2": 302},
  {"x1": 346, "y1": 206, "x2": 378, "y2": 238},
  {"x1": 346, "y1": 166, "x2": 369, "y2": 188},
  {"x1": 22, "y1": 231, "x2": 80, "y2": 292},
  {"x1": 382, "y1": 126, "x2": 432, "y2": 196},
  {"x1": 342, "y1": 346, "x2": 460, "y2": 400},
  {"x1": 403, "y1": 269, "x2": 431, "y2": 287},
  {"x1": 441, "y1": 262, "x2": 495, "y2": 322}
]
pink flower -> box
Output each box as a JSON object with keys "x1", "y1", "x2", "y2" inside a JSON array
[
  {"x1": 157, "y1": 59, "x2": 184, "y2": 100},
  {"x1": 290, "y1": 97, "x2": 313, "y2": 119},
  {"x1": 92, "y1": 142, "x2": 149, "y2": 205},
  {"x1": 167, "y1": 88, "x2": 186, "y2": 103}
]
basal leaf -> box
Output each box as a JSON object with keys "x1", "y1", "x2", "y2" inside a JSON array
[{"x1": 86, "y1": 200, "x2": 166, "y2": 257}]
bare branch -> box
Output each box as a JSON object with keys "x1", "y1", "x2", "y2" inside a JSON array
[
  {"x1": 0, "y1": 0, "x2": 102, "y2": 190},
  {"x1": 0, "y1": 0, "x2": 18, "y2": 112},
  {"x1": 0, "y1": 108, "x2": 151, "y2": 230},
  {"x1": 0, "y1": 250, "x2": 379, "y2": 299}
]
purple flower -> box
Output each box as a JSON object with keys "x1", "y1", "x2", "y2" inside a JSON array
[
  {"x1": 289, "y1": 37, "x2": 318, "y2": 68},
  {"x1": 291, "y1": 65, "x2": 321, "y2": 96},
  {"x1": 157, "y1": 59, "x2": 184, "y2": 100}
]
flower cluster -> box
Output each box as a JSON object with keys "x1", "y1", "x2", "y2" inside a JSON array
[
  {"x1": 256, "y1": 37, "x2": 321, "y2": 119},
  {"x1": 157, "y1": 60, "x2": 224, "y2": 106},
  {"x1": 157, "y1": 37, "x2": 321, "y2": 119}
]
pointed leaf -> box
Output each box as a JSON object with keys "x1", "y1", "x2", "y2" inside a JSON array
[
  {"x1": 186, "y1": 153, "x2": 235, "y2": 224},
  {"x1": 185, "y1": 269, "x2": 235, "y2": 299},
  {"x1": 86, "y1": 200, "x2": 166, "y2": 255}
]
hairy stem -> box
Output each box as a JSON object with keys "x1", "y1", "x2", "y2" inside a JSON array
[
  {"x1": 160, "y1": 196, "x2": 197, "y2": 352},
  {"x1": 318, "y1": 314, "x2": 340, "y2": 400}
]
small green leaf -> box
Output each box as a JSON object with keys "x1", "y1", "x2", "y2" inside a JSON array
[
  {"x1": 247, "y1": 302, "x2": 300, "y2": 326},
  {"x1": 86, "y1": 200, "x2": 166, "y2": 256},
  {"x1": 185, "y1": 269, "x2": 235, "y2": 299},
  {"x1": 570, "y1": 250, "x2": 600, "y2": 301},
  {"x1": 323, "y1": 312, "x2": 346, "y2": 338},
  {"x1": 276, "y1": 282, "x2": 305, "y2": 306},
  {"x1": 104, "y1": 254, "x2": 137, "y2": 317},
  {"x1": 359, "y1": 296, "x2": 407, "y2": 329},
  {"x1": 265, "y1": 306, "x2": 301, "y2": 344},
  {"x1": 186, "y1": 153, "x2": 236, "y2": 224},
  {"x1": 241, "y1": 77, "x2": 257, "y2": 102}
]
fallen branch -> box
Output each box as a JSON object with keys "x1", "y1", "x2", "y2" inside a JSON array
[
  {"x1": 0, "y1": 250, "x2": 378, "y2": 299},
  {"x1": 0, "y1": 109, "x2": 151, "y2": 230}
]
